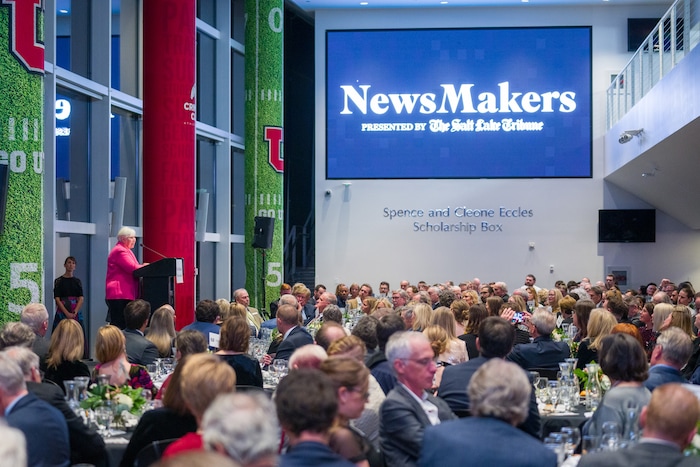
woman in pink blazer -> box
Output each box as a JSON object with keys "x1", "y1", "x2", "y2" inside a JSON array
[{"x1": 105, "y1": 227, "x2": 146, "y2": 328}]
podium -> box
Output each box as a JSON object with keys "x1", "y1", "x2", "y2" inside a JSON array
[{"x1": 133, "y1": 258, "x2": 183, "y2": 311}]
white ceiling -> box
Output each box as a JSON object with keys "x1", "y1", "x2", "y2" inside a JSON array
[{"x1": 288, "y1": 0, "x2": 670, "y2": 12}]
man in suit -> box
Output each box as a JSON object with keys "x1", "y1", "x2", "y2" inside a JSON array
[
  {"x1": 380, "y1": 331, "x2": 455, "y2": 467},
  {"x1": 20, "y1": 302, "x2": 50, "y2": 359},
  {"x1": 0, "y1": 351, "x2": 70, "y2": 467},
  {"x1": 234, "y1": 288, "x2": 264, "y2": 330},
  {"x1": 367, "y1": 313, "x2": 405, "y2": 395},
  {"x1": 347, "y1": 283, "x2": 372, "y2": 312},
  {"x1": 438, "y1": 316, "x2": 541, "y2": 437},
  {"x1": 645, "y1": 327, "x2": 692, "y2": 392},
  {"x1": 182, "y1": 299, "x2": 221, "y2": 350},
  {"x1": 421, "y1": 359, "x2": 556, "y2": 467},
  {"x1": 4, "y1": 345, "x2": 107, "y2": 465},
  {"x1": 264, "y1": 304, "x2": 313, "y2": 363},
  {"x1": 579, "y1": 383, "x2": 700, "y2": 467},
  {"x1": 123, "y1": 299, "x2": 159, "y2": 365},
  {"x1": 507, "y1": 307, "x2": 570, "y2": 371}
]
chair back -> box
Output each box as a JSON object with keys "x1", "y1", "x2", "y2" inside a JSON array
[{"x1": 134, "y1": 438, "x2": 178, "y2": 467}]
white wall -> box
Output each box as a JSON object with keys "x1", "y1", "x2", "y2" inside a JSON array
[{"x1": 314, "y1": 4, "x2": 684, "y2": 292}]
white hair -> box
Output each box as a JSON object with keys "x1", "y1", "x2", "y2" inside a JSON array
[
  {"x1": 117, "y1": 226, "x2": 136, "y2": 241},
  {"x1": 0, "y1": 422, "x2": 26, "y2": 467},
  {"x1": 469, "y1": 359, "x2": 530, "y2": 425}
]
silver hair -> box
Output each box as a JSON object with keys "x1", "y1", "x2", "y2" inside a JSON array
[
  {"x1": 393, "y1": 289, "x2": 409, "y2": 303},
  {"x1": 322, "y1": 292, "x2": 338, "y2": 305},
  {"x1": 494, "y1": 282, "x2": 508, "y2": 293},
  {"x1": 202, "y1": 392, "x2": 279, "y2": 464},
  {"x1": 569, "y1": 287, "x2": 590, "y2": 301},
  {"x1": 0, "y1": 352, "x2": 26, "y2": 395},
  {"x1": 531, "y1": 307, "x2": 557, "y2": 335},
  {"x1": 656, "y1": 327, "x2": 693, "y2": 368},
  {"x1": 279, "y1": 294, "x2": 299, "y2": 308},
  {"x1": 0, "y1": 422, "x2": 27, "y2": 467},
  {"x1": 468, "y1": 359, "x2": 530, "y2": 425},
  {"x1": 0, "y1": 322, "x2": 35, "y2": 349},
  {"x1": 20, "y1": 303, "x2": 48, "y2": 334},
  {"x1": 385, "y1": 331, "x2": 430, "y2": 366},
  {"x1": 117, "y1": 226, "x2": 136, "y2": 241},
  {"x1": 2, "y1": 346, "x2": 38, "y2": 378}
]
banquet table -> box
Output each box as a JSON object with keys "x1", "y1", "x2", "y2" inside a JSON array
[
  {"x1": 540, "y1": 404, "x2": 589, "y2": 439},
  {"x1": 104, "y1": 432, "x2": 131, "y2": 466}
]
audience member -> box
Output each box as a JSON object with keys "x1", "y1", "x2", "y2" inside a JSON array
[
  {"x1": 459, "y1": 304, "x2": 488, "y2": 359},
  {"x1": 421, "y1": 359, "x2": 556, "y2": 467},
  {"x1": 289, "y1": 344, "x2": 328, "y2": 370},
  {"x1": 43, "y1": 318, "x2": 91, "y2": 389},
  {"x1": 431, "y1": 307, "x2": 468, "y2": 364},
  {"x1": 147, "y1": 305, "x2": 177, "y2": 358},
  {"x1": 265, "y1": 304, "x2": 314, "y2": 363},
  {"x1": 20, "y1": 303, "x2": 50, "y2": 359},
  {"x1": 645, "y1": 327, "x2": 692, "y2": 391},
  {"x1": 351, "y1": 315, "x2": 379, "y2": 363},
  {"x1": 233, "y1": 288, "x2": 263, "y2": 333},
  {"x1": 123, "y1": 299, "x2": 159, "y2": 365},
  {"x1": 0, "y1": 423, "x2": 26, "y2": 467},
  {"x1": 156, "y1": 330, "x2": 208, "y2": 400},
  {"x1": 576, "y1": 308, "x2": 617, "y2": 369},
  {"x1": 182, "y1": 299, "x2": 221, "y2": 350},
  {"x1": 366, "y1": 314, "x2": 404, "y2": 395},
  {"x1": 276, "y1": 369, "x2": 354, "y2": 467},
  {"x1": 0, "y1": 322, "x2": 34, "y2": 350},
  {"x1": 215, "y1": 317, "x2": 263, "y2": 388},
  {"x1": 379, "y1": 331, "x2": 455, "y2": 467},
  {"x1": 506, "y1": 308, "x2": 570, "y2": 370}
]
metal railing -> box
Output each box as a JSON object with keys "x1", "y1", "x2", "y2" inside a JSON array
[
  {"x1": 284, "y1": 211, "x2": 315, "y2": 281},
  {"x1": 607, "y1": 0, "x2": 700, "y2": 129}
]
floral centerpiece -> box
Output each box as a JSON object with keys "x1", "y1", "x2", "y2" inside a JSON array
[
  {"x1": 685, "y1": 421, "x2": 700, "y2": 457},
  {"x1": 80, "y1": 384, "x2": 147, "y2": 428}
]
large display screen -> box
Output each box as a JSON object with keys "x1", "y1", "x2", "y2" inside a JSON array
[{"x1": 326, "y1": 27, "x2": 592, "y2": 179}]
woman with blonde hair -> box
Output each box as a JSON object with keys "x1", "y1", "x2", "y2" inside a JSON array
[
  {"x1": 215, "y1": 299, "x2": 232, "y2": 321},
  {"x1": 664, "y1": 305, "x2": 695, "y2": 340},
  {"x1": 93, "y1": 324, "x2": 155, "y2": 395},
  {"x1": 327, "y1": 336, "x2": 385, "y2": 450},
  {"x1": 652, "y1": 303, "x2": 674, "y2": 333},
  {"x1": 461, "y1": 290, "x2": 479, "y2": 307},
  {"x1": 320, "y1": 357, "x2": 383, "y2": 467},
  {"x1": 431, "y1": 307, "x2": 468, "y2": 364},
  {"x1": 146, "y1": 305, "x2": 177, "y2": 358},
  {"x1": 449, "y1": 299, "x2": 469, "y2": 335},
  {"x1": 546, "y1": 288, "x2": 563, "y2": 313},
  {"x1": 412, "y1": 303, "x2": 433, "y2": 332},
  {"x1": 361, "y1": 297, "x2": 378, "y2": 315},
  {"x1": 423, "y1": 325, "x2": 449, "y2": 390},
  {"x1": 44, "y1": 319, "x2": 90, "y2": 389},
  {"x1": 508, "y1": 295, "x2": 527, "y2": 312},
  {"x1": 576, "y1": 308, "x2": 617, "y2": 369},
  {"x1": 460, "y1": 304, "x2": 489, "y2": 359}
]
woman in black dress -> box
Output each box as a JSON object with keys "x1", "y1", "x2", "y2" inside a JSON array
[
  {"x1": 215, "y1": 316, "x2": 264, "y2": 388},
  {"x1": 53, "y1": 256, "x2": 86, "y2": 356}
]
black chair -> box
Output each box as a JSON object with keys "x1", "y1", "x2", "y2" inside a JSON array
[
  {"x1": 134, "y1": 438, "x2": 178, "y2": 467},
  {"x1": 529, "y1": 368, "x2": 559, "y2": 380},
  {"x1": 236, "y1": 384, "x2": 273, "y2": 398}
]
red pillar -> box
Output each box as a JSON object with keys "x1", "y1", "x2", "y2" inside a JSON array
[{"x1": 142, "y1": 0, "x2": 196, "y2": 329}]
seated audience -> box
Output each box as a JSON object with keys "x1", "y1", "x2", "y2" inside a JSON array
[
  {"x1": 215, "y1": 317, "x2": 263, "y2": 388},
  {"x1": 202, "y1": 393, "x2": 279, "y2": 467},
  {"x1": 576, "y1": 308, "x2": 617, "y2": 370},
  {"x1": 582, "y1": 333, "x2": 651, "y2": 438},
  {"x1": 156, "y1": 330, "x2": 208, "y2": 400},
  {"x1": 182, "y1": 300, "x2": 221, "y2": 350},
  {"x1": 20, "y1": 303, "x2": 50, "y2": 359},
  {"x1": 147, "y1": 305, "x2": 177, "y2": 358},
  {"x1": 431, "y1": 307, "x2": 468, "y2": 364},
  {"x1": 572, "y1": 299, "x2": 595, "y2": 342},
  {"x1": 366, "y1": 314, "x2": 404, "y2": 395},
  {"x1": 420, "y1": 359, "x2": 556, "y2": 467},
  {"x1": 316, "y1": 321, "x2": 348, "y2": 351},
  {"x1": 43, "y1": 318, "x2": 91, "y2": 389},
  {"x1": 611, "y1": 322, "x2": 645, "y2": 350},
  {"x1": 264, "y1": 304, "x2": 313, "y2": 363},
  {"x1": 579, "y1": 384, "x2": 700, "y2": 467},
  {"x1": 449, "y1": 300, "x2": 469, "y2": 336},
  {"x1": 423, "y1": 325, "x2": 450, "y2": 390},
  {"x1": 506, "y1": 308, "x2": 570, "y2": 370},
  {"x1": 289, "y1": 344, "x2": 328, "y2": 370},
  {"x1": 0, "y1": 423, "x2": 26, "y2": 467},
  {"x1": 645, "y1": 327, "x2": 692, "y2": 392},
  {"x1": 379, "y1": 332, "x2": 455, "y2": 467},
  {"x1": 5, "y1": 345, "x2": 106, "y2": 465},
  {"x1": 351, "y1": 316, "x2": 379, "y2": 363},
  {"x1": 123, "y1": 299, "x2": 159, "y2": 365},
  {"x1": 411, "y1": 303, "x2": 433, "y2": 332},
  {"x1": 0, "y1": 351, "x2": 70, "y2": 467},
  {"x1": 459, "y1": 304, "x2": 488, "y2": 359},
  {"x1": 93, "y1": 324, "x2": 156, "y2": 396},
  {"x1": 0, "y1": 322, "x2": 35, "y2": 350},
  {"x1": 276, "y1": 368, "x2": 354, "y2": 467},
  {"x1": 162, "y1": 354, "x2": 237, "y2": 458},
  {"x1": 321, "y1": 357, "x2": 383, "y2": 467}
]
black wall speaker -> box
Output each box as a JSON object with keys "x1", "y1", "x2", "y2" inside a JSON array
[{"x1": 252, "y1": 216, "x2": 275, "y2": 249}]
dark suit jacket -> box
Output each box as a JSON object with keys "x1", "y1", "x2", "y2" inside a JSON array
[
  {"x1": 27, "y1": 381, "x2": 107, "y2": 465},
  {"x1": 274, "y1": 326, "x2": 314, "y2": 361},
  {"x1": 124, "y1": 328, "x2": 159, "y2": 365},
  {"x1": 419, "y1": 417, "x2": 557, "y2": 467},
  {"x1": 367, "y1": 351, "x2": 397, "y2": 395},
  {"x1": 437, "y1": 355, "x2": 541, "y2": 438},
  {"x1": 578, "y1": 440, "x2": 700, "y2": 467},
  {"x1": 644, "y1": 364, "x2": 687, "y2": 392},
  {"x1": 507, "y1": 335, "x2": 570, "y2": 371},
  {"x1": 6, "y1": 392, "x2": 71, "y2": 467},
  {"x1": 380, "y1": 384, "x2": 455, "y2": 467},
  {"x1": 280, "y1": 441, "x2": 355, "y2": 467}
]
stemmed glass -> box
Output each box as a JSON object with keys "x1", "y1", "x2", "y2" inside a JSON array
[
  {"x1": 94, "y1": 406, "x2": 114, "y2": 437},
  {"x1": 601, "y1": 421, "x2": 621, "y2": 451},
  {"x1": 561, "y1": 426, "x2": 581, "y2": 457},
  {"x1": 535, "y1": 377, "x2": 549, "y2": 404},
  {"x1": 548, "y1": 380, "x2": 561, "y2": 408},
  {"x1": 272, "y1": 359, "x2": 288, "y2": 383},
  {"x1": 529, "y1": 371, "x2": 541, "y2": 390}
]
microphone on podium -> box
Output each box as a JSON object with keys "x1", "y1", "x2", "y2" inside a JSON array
[{"x1": 140, "y1": 243, "x2": 168, "y2": 259}]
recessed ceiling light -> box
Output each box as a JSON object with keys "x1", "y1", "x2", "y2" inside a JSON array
[
  {"x1": 360, "y1": 1, "x2": 368, "y2": 4},
  {"x1": 440, "y1": 1, "x2": 448, "y2": 4},
  {"x1": 59, "y1": 9, "x2": 68, "y2": 13},
  {"x1": 521, "y1": 0, "x2": 529, "y2": 3}
]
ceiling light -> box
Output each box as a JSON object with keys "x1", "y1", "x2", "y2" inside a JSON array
[{"x1": 360, "y1": 1, "x2": 368, "y2": 4}]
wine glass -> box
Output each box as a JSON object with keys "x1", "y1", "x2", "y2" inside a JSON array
[
  {"x1": 548, "y1": 380, "x2": 561, "y2": 408},
  {"x1": 529, "y1": 371, "x2": 541, "y2": 389},
  {"x1": 561, "y1": 426, "x2": 581, "y2": 457},
  {"x1": 601, "y1": 421, "x2": 621, "y2": 451},
  {"x1": 273, "y1": 359, "x2": 288, "y2": 382},
  {"x1": 535, "y1": 377, "x2": 549, "y2": 404},
  {"x1": 161, "y1": 358, "x2": 175, "y2": 374},
  {"x1": 94, "y1": 406, "x2": 113, "y2": 437}
]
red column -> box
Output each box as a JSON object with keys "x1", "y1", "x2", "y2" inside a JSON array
[{"x1": 142, "y1": 0, "x2": 195, "y2": 329}]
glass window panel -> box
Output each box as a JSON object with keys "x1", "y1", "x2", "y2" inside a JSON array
[
  {"x1": 231, "y1": 50, "x2": 245, "y2": 136},
  {"x1": 196, "y1": 241, "x2": 216, "y2": 302},
  {"x1": 196, "y1": 138, "x2": 217, "y2": 232},
  {"x1": 231, "y1": 148, "x2": 245, "y2": 235},
  {"x1": 197, "y1": 0, "x2": 216, "y2": 26},
  {"x1": 231, "y1": 243, "x2": 246, "y2": 292},
  {"x1": 111, "y1": 0, "x2": 141, "y2": 96},
  {"x1": 56, "y1": 88, "x2": 91, "y2": 222},
  {"x1": 231, "y1": 0, "x2": 245, "y2": 44},
  {"x1": 55, "y1": 0, "x2": 92, "y2": 78},
  {"x1": 196, "y1": 32, "x2": 216, "y2": 126},
  {"x1": 110, "y1": 107, "x2": 141, "y2": 226}
]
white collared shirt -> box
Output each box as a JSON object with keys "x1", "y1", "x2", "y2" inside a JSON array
[{"x1": 399, "y1": 382, "x2": 441, "y2": 426}]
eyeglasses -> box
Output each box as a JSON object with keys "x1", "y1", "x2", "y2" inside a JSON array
[
  {"x1": 401, "y1": 357, "x2": 437, "y2": 367},
  {"x1": 350, "y1": 387, "x2": 370, "y2": 400}
]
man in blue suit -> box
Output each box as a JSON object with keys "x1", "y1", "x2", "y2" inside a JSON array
[
  {"x1": 507, "y1": 307, "x2": 570, "y2": 370},
  {"x1": 645, "y1": 327, "x2": 692, "y2": 391},
  {"x1": 0, "y1": 351, "x2": 70, "y2": 467},
  {"x1": 267, "y1": 304, "x2": 313, "y2": 362},
  {"x1": 420, "y1": 359, "x2": 557, "y2": 467},
  {"x1": 123, "y1": 299, "x2": 159, "y2": 365}
]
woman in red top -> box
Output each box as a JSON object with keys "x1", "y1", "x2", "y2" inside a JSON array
[{"x1": 105, "y1": 227, "x2": 146, "y2": 329}]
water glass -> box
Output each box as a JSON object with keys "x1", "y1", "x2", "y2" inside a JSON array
[
  {"x1": 94, "y1": 407, "x2": 113, "y2": 437},
  {"x1": 561, "y1": 426, "x2": 581, "y2": 457},
  {"x1": 544, "y1": 434, "x2": 566, "y2": 465},
  {"x1": 529, "y1": 371, "x2": 541, "y2": 389},
  {"x1": 536, "y1": 377, "x2": 549, "y2": 404},
  {"x1": 582, "y1": 435, "x2": 600, "y2": 454},
  {"x1": 97, "y1": 374, "x2": 111, "y2": 387},
  {"x1": 548, "y1": 380, "x2": 561, "y2": 408},
  {"x1": 601, "y1": 421, "x2": 621, "y2": 451},
  {"x1": 74, "y1": 376, "x2": 90, "y2": 401}
]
